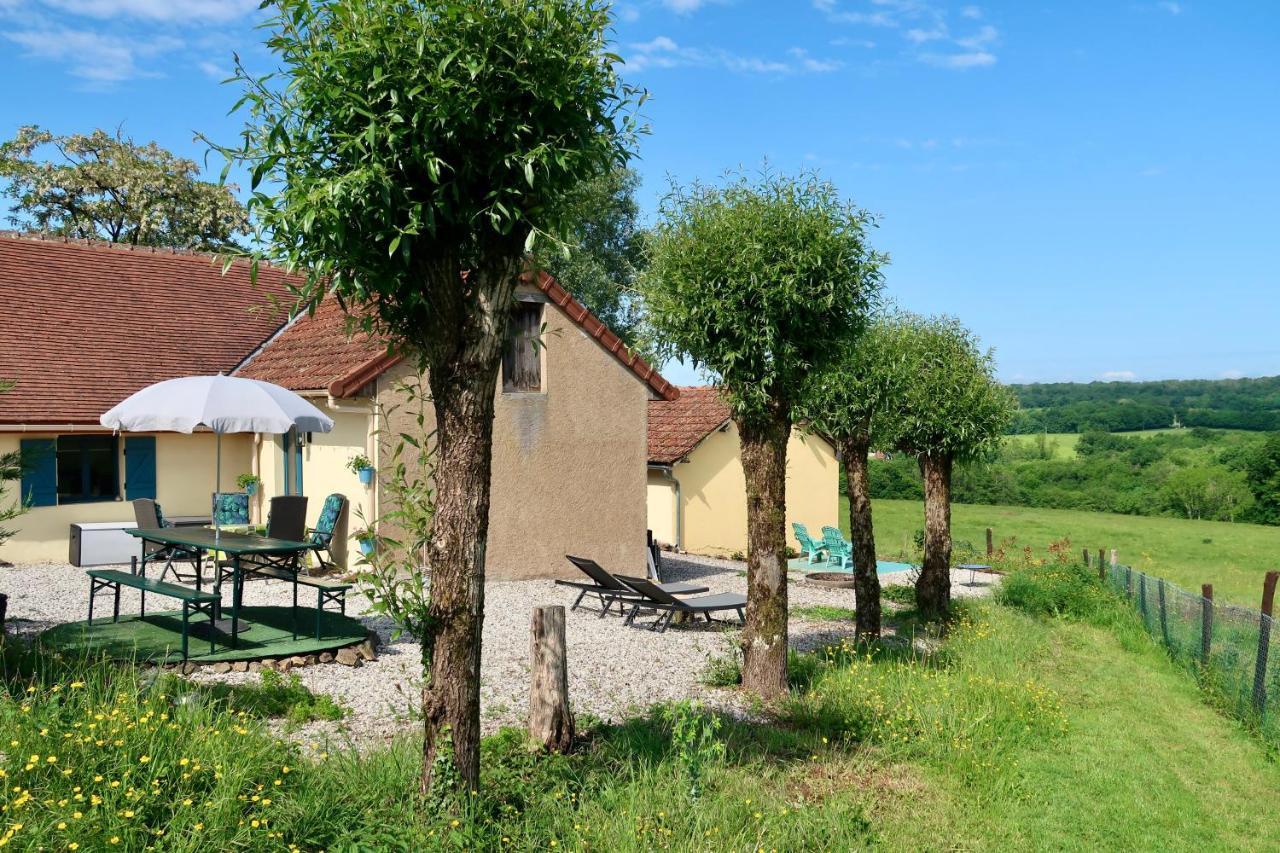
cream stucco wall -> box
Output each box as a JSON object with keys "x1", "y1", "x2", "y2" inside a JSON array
[
  {"x1": 657, "y1": 423, "x2": 838, "y2": 557},
  {"x1": 380, "y1": 290, "x2": 652, "y2": 581},
  {"x1": 0, "y1": 431, "x2": 253, "y2": 564},
  {"x1": 646, "y1": 468, "x2": 678, "y2": 547}
]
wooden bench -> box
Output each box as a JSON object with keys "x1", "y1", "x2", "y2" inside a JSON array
[
  {"x1": 86, "y1": 569, "x2": 220, "y2": 660},
  {"x1": 250, "y1": 566, "x2": 353, "y2": 641}
]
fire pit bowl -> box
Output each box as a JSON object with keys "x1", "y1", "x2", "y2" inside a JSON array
[{"x1": 804, "y1": 572, "x2": 857, "y2": 590}]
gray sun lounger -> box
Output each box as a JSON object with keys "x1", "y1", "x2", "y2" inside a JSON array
[
  {"x1": 614, "y1": 575, "x2": 747, "y2": 633},
  {"x1": 555, "y1": 555, "x2": 709, "y2": 617}
]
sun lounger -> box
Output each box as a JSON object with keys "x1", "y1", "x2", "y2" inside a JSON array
[
  {"x1": 556, "y1": 555, "x2": 708, "y2": 617},
  {"x1": 613, "y1": 575, "x2": 747, "y2": 633}
]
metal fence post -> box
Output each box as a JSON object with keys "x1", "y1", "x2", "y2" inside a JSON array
[
  {"x1": 1252, "y1": 571, "x2": 1278, "y2": 717},
  {"x1": 1139, "y1": 573, "x2": 1148, "y2": 623},
  {"x1": 1200, "y1": 584, "x2": 1213, "y2": 669},
  {"x1": 1157, "y1": 577, "x2": 1169, "y2": 647}
]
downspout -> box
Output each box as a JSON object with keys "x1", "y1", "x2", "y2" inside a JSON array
[{"x1": 660, "y1": 465, "x2": 683, "y2": 552}]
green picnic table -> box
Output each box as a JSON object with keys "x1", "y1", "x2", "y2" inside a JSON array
[{"x1": 125, "y1": 527, "x2": 312, "y2": 648}]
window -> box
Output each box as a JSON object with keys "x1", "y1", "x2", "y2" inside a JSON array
[
  {"x1": 55, "y1": 435, "x2": 120, "y2": 503},
  {"x1": 502, "y1": 301, "x2": 544, "y2": 392}
]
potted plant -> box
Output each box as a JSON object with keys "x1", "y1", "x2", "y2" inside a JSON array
[
  {"x1": 354, "y1": 527, "x2": 376, "y2": 557},
  {"x1": 236, "y1": 473, "x2": 262, "y2": 496},
  {"x1": 347, "y1": 453, "x2": 376, "y2": 486}
]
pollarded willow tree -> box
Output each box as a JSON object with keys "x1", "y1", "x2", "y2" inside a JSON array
[
  {"x1": 890, "y1": 316, "x2": 1016, "y2": 621},
  {"x1": 799, "y1": 316, "x2": 911, "y2": 642},
  {"x1": 643, "y1": 170, "x2": 884, "y2": 697},
  {"x1": 215, "y1": 0, "x2": 639, "y2": 794}
]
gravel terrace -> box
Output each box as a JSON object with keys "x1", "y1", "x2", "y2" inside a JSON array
[{"x1": 1, "y1": 555, "x2": 996, "y2": 749}]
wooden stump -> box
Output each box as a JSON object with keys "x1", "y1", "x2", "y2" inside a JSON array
[{"x1": 529, "y1": 605, "x2": 573, "y2": 752}]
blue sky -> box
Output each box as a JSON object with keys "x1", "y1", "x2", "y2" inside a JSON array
[{"x1": 1, "y1": 0, "x2": 1276, "y2": 385}]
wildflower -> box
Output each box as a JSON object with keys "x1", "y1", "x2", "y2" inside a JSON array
[{"x1": 69, "y1": 844, "x2": 80, "y2": 851}]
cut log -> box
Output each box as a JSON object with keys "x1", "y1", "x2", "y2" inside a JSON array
[{"x1": 529, "y1": 605, "x2": 574, "y2": 752}]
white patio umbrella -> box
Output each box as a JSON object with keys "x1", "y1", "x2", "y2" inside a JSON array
[{"x1": 100, "y1": 374, "x2": 335, "y2": 546}]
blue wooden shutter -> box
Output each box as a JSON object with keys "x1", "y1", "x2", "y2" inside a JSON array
[
  {"x1": 19, "y1": 438, "x2": 57, "y2": 507},
  {"x1": 124, "y1": 436, "x2": 157, "y2": 500}
]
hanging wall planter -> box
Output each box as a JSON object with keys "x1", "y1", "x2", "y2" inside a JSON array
[{"x1": 358, "y1": 467, "x2": 375, "y2": 486}]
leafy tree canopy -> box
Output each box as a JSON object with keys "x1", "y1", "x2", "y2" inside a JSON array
[
  {"x1": 217, "y1": 0, "x2": 641, "y2": 346},
  {"x1": 0, "y1": 125, "x2": 247, "y2": 250},
  {"x1": 891, "y1": 314, "x2": 1017, "y2": 461},
  {"x1": 642, "y1": 168, "x2": 885, "y2": 424}
]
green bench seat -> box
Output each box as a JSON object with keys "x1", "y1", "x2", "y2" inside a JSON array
[
  {"x1": 86, "y1": 569, "x2": 220, "y2": 660},
  {"x1": 248, "y1": 565, "x2": 354, "y2": 641}
]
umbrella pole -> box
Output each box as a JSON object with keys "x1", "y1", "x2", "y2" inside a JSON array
[{"x1": 214, "y1": 432, "x2": 222, "y2": 594}]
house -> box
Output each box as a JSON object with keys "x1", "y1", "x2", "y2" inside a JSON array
[
  {"x1": 0, "y1": 231, "x2": 676, "y2": 580},
  {"x1": 236, "y1": 271, "x2": 676, "y2": 578},
  {"x1": 0, "y1": 232, "x2": 295, "y2": 563},
  {"x1": 646, "y1": 386, "x2": 838, "y2": 557}
]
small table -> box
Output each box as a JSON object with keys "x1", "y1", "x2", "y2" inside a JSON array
[
  {"x1": 957, "y1": 563, "x2": 992, "y2": 586},
  {"x1": 127, "y1": 527, "x2": 312, "y2": 646}
]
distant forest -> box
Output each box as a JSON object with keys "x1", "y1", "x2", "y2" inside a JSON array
[{"x1": 1008, "y1": 375, "x2": 1280, "y2": 433}]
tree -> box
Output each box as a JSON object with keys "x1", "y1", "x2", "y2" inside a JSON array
[
  {"x1": 215, "y1": 0, "x2": 638, "y2": 795},
  {"x1": 1163, "y1": 465, "x2": 1254, "y2": 521},
  {"x1": 1244, "y1": 433, "x2": 1280, "y2": 525},
  {"x1": 0, "y1": 380, "x2": 28, "y2": 550},
  {"x1": 888, "y1": 316, "x2": 1015, "y2": 621},
  {"x1": 538, "y1": 165, "x2": 649, "y2": 355},
  {"x1": 0, "y1": 126, "x2": 247, "y2": 250},
  {"x1": 643, "y1": 170, "x2": 883, "y2": 696},
  {"x1": 799, "y1": 316, "x2": 905, "y2": 642}
]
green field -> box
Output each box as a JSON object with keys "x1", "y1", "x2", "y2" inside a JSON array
[
  {"x1": 857, "y1": 498, "x2": 1280, "y2": 608},
  {"x1": 1002, "y1": 432, "x2": 1081, "y2": 459}
]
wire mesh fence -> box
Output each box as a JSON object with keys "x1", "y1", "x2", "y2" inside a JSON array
[{"x1": 1103, "y1": 564, "x2": 1280, "y2": 746}]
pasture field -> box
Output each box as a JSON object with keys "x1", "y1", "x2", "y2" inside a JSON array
[{"x1": 862, "y1": 498, "x2": 1280, "y2": 608}]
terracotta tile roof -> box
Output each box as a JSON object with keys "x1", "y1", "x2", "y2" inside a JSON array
[
  {"x1": 238, "y1": 270, "x2": 680, "y2": 402},
  {"x1": 648, "y1": 386, "x2": 731, "y2": 465},
  {"x1": 0, "y1": 232, "x2": 295, "y2": 425}
]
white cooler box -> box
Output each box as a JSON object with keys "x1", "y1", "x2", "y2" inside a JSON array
[{"x1": 68, "y1": 522, "x2": 139, "y2": 567}]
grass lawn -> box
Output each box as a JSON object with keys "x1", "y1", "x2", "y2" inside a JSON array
[
  {"x1": 1002, "y1": 431, "x2": 1081, "y2": 459},
  {"x1": 858, "y1": 498, "x2": 1280, "y2": 608}
]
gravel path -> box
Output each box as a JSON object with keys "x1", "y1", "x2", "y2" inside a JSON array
[{"x1": 1, "y1": 556, "x2": 996, "y2": 748}]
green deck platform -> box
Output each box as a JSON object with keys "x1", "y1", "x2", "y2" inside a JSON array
[{"x1": 40, "y1": 605, "x2": 368, "y2": 664}]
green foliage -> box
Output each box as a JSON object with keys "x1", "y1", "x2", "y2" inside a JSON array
[
  {"x1": 1244, "y1": 433, "x2": 1280, "y2": 524},
  {"x1": 663, "y1": 701, "x2": 726, "y2": 802},
  {"x1": 799, "y1": 313, "x2": 908, "y2": 448},
  {"x1": 879, "y1": 584, "x2": 917, "y2": 606},
  {"x1": 1160, "y1": 464, "x2": 1253, "y2": 521},
  {"x1": 537, "y1": 165, "x2": 651, "y2": 356},
  {"x1": 995, "y1": 560, "x2": 1118, "y2": 621},
  {"x1": 234, "y1": 473, "x2": 261, "y2": 491},
  {"x1": 642, "y1": 168, "x2": 884, "y2": 422},
  {"x1": 791, "y1": 604, "x2": 858, "y2": 622},
  {"x1": 345, "y1": 452, "x2": 373, "y2": 475},
  {"x1": 175, "y1": 668, "x2": 347, "y2": 725},
  {"x1": 0, "y1": 126, "x2": 247, "y2": 250},
  {"x1": 215, "y1": 0, "x2": 641, "y2": 343},
  {"x1": 886, "y1": 314, "x2": 1017, "y2": 461},
  {"x1": 0, "y1": 379, "x2": 28, "y2": 548}
]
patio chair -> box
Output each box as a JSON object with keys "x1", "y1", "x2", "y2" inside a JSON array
[
  {"x1": 792, "y1": 522, "x2": 827, "y2": 563},
  {"x1": 306, "y1": 493, "x2": 348, "y2": 574},
  {"x1": 613, "y1": 575, "x2": 747, "y2": 633},
  {"x1": 556, "y1": 555, "x2": 709, "y2": 617},
  {"x1": 132, "y1": 498, "x2": 202, "y2": 583},
  {"x1": 219, "y1": 495, "x2": 310, "y2": 585},
  {"x1": 212, "y1": 492, "x2": 250, "y2": 526},
  {"x1": 821, "y1": 526, "x2": 854, "y2": 570}
]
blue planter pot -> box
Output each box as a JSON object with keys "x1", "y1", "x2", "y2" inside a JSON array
[
  {"x1": 244, "y1": 483, "x2": 259, "y2": 496},
  {"x1": 358, "y1": 539, "x2": 375, "y2": 557},
  {"x1": 358, "y1": 467, "x2": 375, "y2": 486}
]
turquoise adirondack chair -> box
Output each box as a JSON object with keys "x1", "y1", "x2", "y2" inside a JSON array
[
  {"x1": 821, "y1": 526, "x2": 854, "y2": 570},
  {"x1": 792, "y1": 522, "x2": 827, "y2": 563}
]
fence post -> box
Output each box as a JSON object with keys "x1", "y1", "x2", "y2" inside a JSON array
[
  {"x1": 1125, "y1": 566, "x2": 1133, "y2": 599},
  {"x1": 986, "y1": 527, "x2": 994, "y2": 557},
  {"x1": 1252, "y1": 571, "x2": 1278, "y2": 718},
  {"x1": 1201, "y1": 584, "x2": 1213, "y2": 669},
  {"x1": 529, "y1": 605, "x2": 574, "y2": 752},
  {"x1": 1139, "y1": 573, "x2": 1148, "y2": 623},
  {"x1": 1157, "y1": 577, "x2": 1169, "y2": 646},
  {"x1": 1110, "y1": 549, "x2": 1118, "y2": 569},
  {"x1": 1097, "y1": 549, "x2": 1105, "y2": 579},
  {"x1": 1082, "y1": 548, "x2": 1090, "y2": 567}
]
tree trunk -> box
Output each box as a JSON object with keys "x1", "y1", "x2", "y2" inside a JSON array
[
  {"x1": 418, "y1": 254, "x2": 523, "y2": 797},
  {"x1": 917, "y1": 452, "x2": 953, "y2": 621},
  {"x1": 738, "y1": 405, "x2": 791, "y2": 699},
  {"x1": 840, "y1": 433, "x2": 880, "y2": 641},
  {"x1": 529, "y1": 605, "x2": 574, "y2": 752}
]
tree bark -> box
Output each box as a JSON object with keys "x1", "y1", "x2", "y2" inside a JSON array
[
  {"x1": 528, "y1": 605, "x2": 574, "y2": 752},
  {"x1": 840, "y1": 433, "x2": 880, "y2": 641},
  {"x1": 738, "y1": 404, "x2": 791, "y2": 699},
  {"x1": 418, "y1": 253, "x2": 523, "y2": 797},
  {"x1": 917, "y1": 452, "x2": 953, "y2": 621}
]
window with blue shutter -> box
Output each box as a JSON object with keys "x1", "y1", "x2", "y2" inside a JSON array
[
  {"x1": 125, "y1": 436, "x2": 157, "y2": 500},
  {"x1": 19, "y1": 438, "x2": 57, "y2": 507}
]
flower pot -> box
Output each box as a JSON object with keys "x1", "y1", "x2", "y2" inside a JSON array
[
  {"x1": 358, "y1": 539, "x2": 375, "y2": 556},
  {"x1": 358, "y1": 466, "x2": 375, "y2": 486},
  {"x1": 244, "y1": 483, "x2": 259, "y2": 497}
]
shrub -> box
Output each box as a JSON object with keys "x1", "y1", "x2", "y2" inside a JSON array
[{"x1": 995, "y1": 560, "x2": 1116, "y2": 621}]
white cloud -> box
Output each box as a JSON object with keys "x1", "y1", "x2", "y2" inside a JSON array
[
  {"x1": 1158, "y1": 1, "x2": 1182, "y2": 14},
  {"x1": 906, "y1": 26, "x2": 947, "y2": 43},
  {"x1": 955, "y1": 23, "x2": 997, "y2": 48},
  {"x1": 789, "y1": 47, "x2": 844, "y2": 73},
  {"x1": 197, "y1": 59, "x2": 228, "y2": 79},
  {"x1": 661, "y1": 0, "x2": 706, "y2": 13},
  {"x1": 1220, "y1": 369, "x2": 1244, "y2": 380},
  {"x1": 616, "y1": 3, "x2": 641, "y2": 23},
  {"x1": 41, "y1": 0, "x2": 259, "y2": 23},
  {"x1": 628, "y1": 35, "x2": 839, "y2": 76},
  {"x1": 960, "y1": 5, "x2": 982, "y2": 18},
  {"x1": 816, "y1": 0, "x2": 1001, "y2": 70},
  {"x1": 921, "y1": 50, "x2": 995, "y2": 69},
  {"x1": 4, "y1": 26, "x2": 182, "y2": 83},
  {"x1": 1100, "y1": 370, "x2": 1138, "y2": 382}
]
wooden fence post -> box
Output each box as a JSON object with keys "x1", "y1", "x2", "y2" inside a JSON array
[
  {"x1": 1082, "y1": 548, "x2": 1090, "y2": 567},
  {"x1": 1110, "y1": 549, "x2": 1118, "y2": 569},
  {"x1": 1097, "y1": 549, "x2": 1105, "y2": 580},
  {"x1": 1252, "y1": 571, "x2": 1278, "y2": 717},
  {"x1": 530, "y1": 605, "x2": 574, "y2": 752},
  {"x1": 1201, "y1": 584, "x2": 1213, "y2": 669},
  {"x1": 1157, "y1": 577, "x2": 1169, "y2": 646},
  {"x1": 986, "y1": 527, "x2": 994, "y2": 557}
]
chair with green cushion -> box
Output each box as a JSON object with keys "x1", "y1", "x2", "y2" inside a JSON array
[
  {"x1": 821, "y1": 525, "x2": 854, "y2": 570},
  {"x1": 212, "y1": 492, "x2": 250, "y2": 526},
  {"x1": 792, "y1": 522, "x2": 827, "y2": 564},
  {"x1": 307, "y1": 493, "x2": 348, "y2": 574}
]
